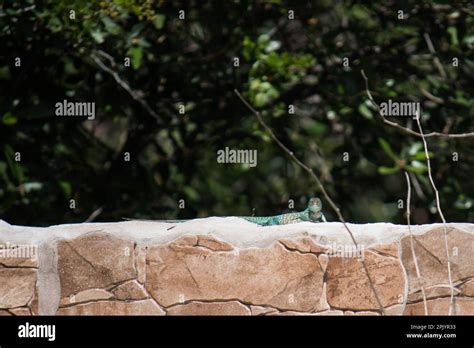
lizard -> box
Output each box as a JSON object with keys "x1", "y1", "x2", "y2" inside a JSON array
[{"x1": 124, "y1": 197, "x2": 326, "y2": 226}]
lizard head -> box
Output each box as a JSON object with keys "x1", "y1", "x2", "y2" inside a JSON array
[{"x1": 307, "y1": 197, "x2": 323, "y2": 221}]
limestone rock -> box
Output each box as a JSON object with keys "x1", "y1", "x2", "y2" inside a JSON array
[
  {"x1": 404, "y1": 297, "x2": 474, "y2": 315},
  {"x1": 167, "y1": 301, "x2": 250, "y2": 315},
  {"x1": 326, "y1": 250, "x2": 404, "y2": 310},
  {"x1": 145, "y1": 236, "x2": 325, "y2": 311},
  {"x1": 112, "y1": 280, "x2": 148, "y2": 300},
  {"x1": 57, "y1": 299, "x2": 165, "y2": 315},
  {"x1": 0, "y1": 268, "x2": 37, "y2": 308},
  {"x1": 401, "y1": 227, "x2": 474, "y2": 296},
  {"x1": 60, "y1": 288, "x2": 113, "y2": 306},
  {"x1": 57, "y1": 233, "x2": 136, "y2": 298}
]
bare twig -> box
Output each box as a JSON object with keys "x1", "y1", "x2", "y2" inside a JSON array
[
  {"x1": 234, "y1": 89, "x2": 387, "y2": 315},
  {"x1": 423, "y1": 33, "x2": 447, "y2": 79},
  {"x1": 409, "y1": 172, "x2": 426, "y2": 201},
  {"x1": 419, "y1": 87, "x2": 444, "y2": 104},
  {"x1": 414, "y1": 111, "x2": 455, "y2": 315},
  {"x1": 405, "y1": 172, "x2": 428, "y2": 315},
  {"x1": 85, "y1": 206, "x2": 104, "y2": 223},
  {"x1": 91, "y1": 52, "x2": 163, "y2": 123},
  {"x1": 361, "y1": 70, "x2": 474, "y2": 139}
]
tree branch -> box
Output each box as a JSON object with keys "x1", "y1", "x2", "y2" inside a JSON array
[
  {"x1": 405, "y1": 171, "x2": 428, "y2": 315},
  {"x1": 91, "y1": 51, "x2": 164, "y2": 124},
  {"x1": 414, "y1": 111, "x2": 455, "y2": 315},
  {"x1": 360, "y1": 70, "x2": 474, "y2": 139}
]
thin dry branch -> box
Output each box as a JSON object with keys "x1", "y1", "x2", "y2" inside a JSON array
[
  {"x1": 91, "y1": 51, "x2": 163, "y2": 123},
  {"x1": 234, "y1": 89, "x2": 387, "y2": 316},
  {"x1": 360, "y1": 70, "x2": 474, "y2": 139},
  {"x1": 405, "y1": 172, "x2": 428, "y2": 315},
  {"x1": 424, "y1": 33, "x2": 447, "y2": 79},
  {"x1": 84, "y1": 206, "x2": 104, "y2": 223},
  {"x1": 414, "y1": 112, "x2": 455, "y2": 315}
]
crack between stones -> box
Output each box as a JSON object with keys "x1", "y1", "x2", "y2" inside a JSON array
[
  {"x1": 277, "y1": 241, "x2": 324, "y2": 256},
  {"x1": 132, "y1": 242, "x2": 138, "y2": 279},
  {"x1": 58, "y1": 297, "x2": 157, "y2": 309},
  {"x1": 4, "y1": 306, "x2": 33, "y2": 316},
  {"x1": 406, "y1": 294, "x2": 473, "y2": 305},
  {"x1": 408, "y1": 286, "x2": 463, "y2": 303},
  {"x1": 369, "y1": 249, "x2": 399, "y2": 260},
  {"x1": 164, "y1": 298, "x2": 281, "y2": 313},
  {"x1": 326, "y1": 304, "x2": 389, "y2": 312},
  {"x1": 106, "y1": 277, "x2": 138, "y2": 291},
  {"x1": 63, "y1": 240, "x2": 98, "y2": 272},
  {"x1": 277, "y1": 241, "x2": 324, "y2": 275},
  {"x1": 0, "y1": 262, "x2": 38, "y2": 269},
  {"x1": 194, "y1": 237, "x2": 233, "y2": 253},
  {"x1": 413, "y1": 237, "x2": 444, "y2": 266},
  {"x1": 175, "y1": 253, "x2": 201, "y2": 291}
]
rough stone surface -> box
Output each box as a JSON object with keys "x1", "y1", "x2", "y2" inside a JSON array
[
  {"x1": 404, "y1": 298, "x2": 474, "y2": 315},
  {"x1": 250, "y1": 305, "x2": 279, "y2": 316},
  {"x1": 112, "y1": 280, "x2": 148, "y2": 300},
  {"x1": 326, "y1": 250, "x2": 404, "y2": 310},
  {"x1": 167, "y1": 301, "x2": 251, "y2": 315},
  {"x1": 9, "y1": 307, "x2": 32, "y2": 316},
  {"x1": 0, "y1": 220, "x2": 472, "y2": 315},
  {"x1": 0, "y1": 268, "x2": 37, "y2": 309},
  {"x1": 460, "y1": 280, "x2": 474, "y2": 297},
  {"x1": 60, "y1": 289, "x2": 113, "y2": 306},
  {"x1": 57, "y1": 299, "x2": 165, "y2": 315},
  {"x1": 145, "y1": 236, "x2": 325, "y2": 311},
  {"x1": 401, "y1": 227, "x2": 474, "y2": 297},
  {"x1": 57, "y1": 233, "x2": 136, "y2": 298}
]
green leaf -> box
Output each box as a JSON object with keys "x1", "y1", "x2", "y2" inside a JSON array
[
  {"x1": 407, "y1": 142, "x2": 423, "y2": 156},
  {"x1": 59, "y1": 181, "x2": 72, "y2": 199},
  {"x1": 153, "y1": 14, "x2": 166, "y2": 29},
  {"x1": 257, "y1": 34, "x2": 270, "y2": 46},
  {"x1": 340, "y1": 107, "x2": 352, "y2": 115},
  {"x1": 183, "y1": 186, "x2": 199, "y2": 201},
  {"x1": 454, "y1": 196, "x2": 473, "y2": 210},
  {"x1": 0, "y1": 161, "x2": 7, "y2": 178},
  {"x1": 378, "y1": 138, "x2": 399, "y2": 161},
  {"x1": 265, "y1": 40, "x2": 281, "y2": 53},
  {"x1": 410, "y1": 152, "x2": 433, "y2": 160},
  {"x1": 23, "y1": 182, "x2": 43, "y2": 193},
  {"x1": 2, "y1": 112, "x2": 18, "y2": 125},
  {"x1": 358, "y1": 103, "x2": 373, "y2": 119},
  {"x1": 254, "y1": 93, "x2": 268, "y2": 107},
  {"x1": 129, "y1": 47, "x2": 143, "y2": 70},
  {"x1": 91, "y1": 29, "x2": 105, "y2": 44},
  {"x1": 378, "y1": 166, "x2": 400, "y2": 175},
  {"x1": 447, "y1": 26, "x2": 459, "y2": 46},
  {"x1": 47, "y1": 17, "x2": 63, "y2": 33},
  {"x1": 0, "y1": 66, "x2": 11, "y2": 80},
  {"x1": 4, "y1": 145, "x2": 23, "y2": 184},
  {"x1": 101, "y1": 17, "x2": 121, "y2": 35},
  {"x1": 407, "y1": 161, "x2": 427, "y2": 174}
]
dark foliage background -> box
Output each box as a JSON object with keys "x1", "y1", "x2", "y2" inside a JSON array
[{"x1": 0, "y1": 0, "x2": 473, "y2": 226}]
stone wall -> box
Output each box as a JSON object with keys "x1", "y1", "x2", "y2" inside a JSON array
[{"x1": 0, "y1": 219, "x2": 473, "y2": 315}]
